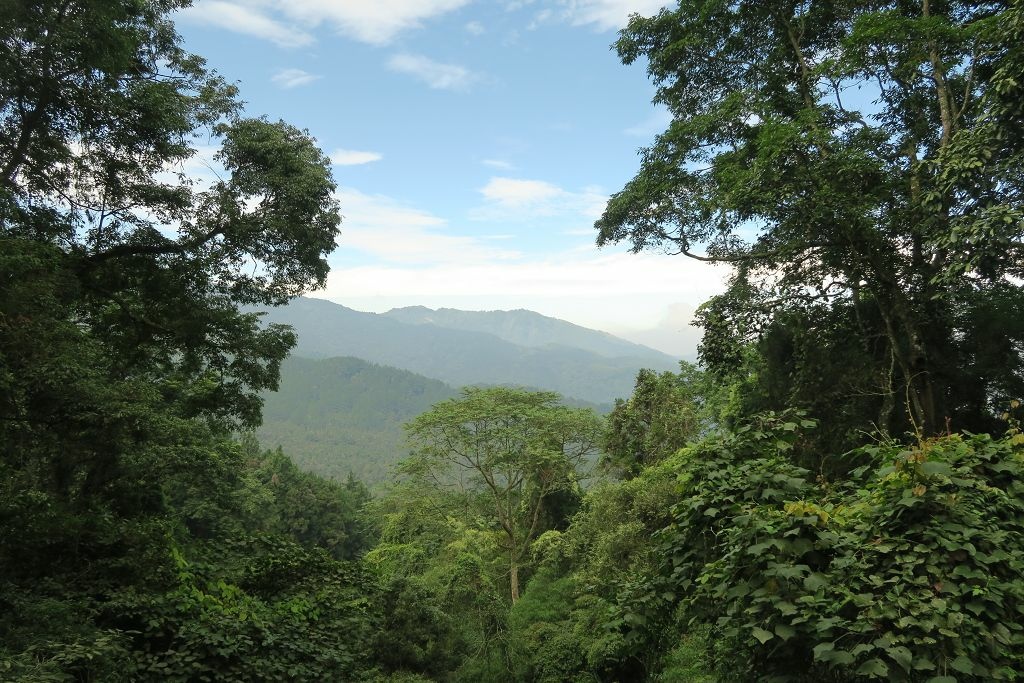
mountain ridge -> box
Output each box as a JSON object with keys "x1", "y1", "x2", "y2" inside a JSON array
[
  {"x1": 256, "y1": 297, "x2": 680, "y2": 404},
  {"x1": 381, "y1": 305, "x2": 677, "y2": 363}
]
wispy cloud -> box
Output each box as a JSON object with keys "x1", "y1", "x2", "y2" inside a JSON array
[
  {"x1": 336, "y1": 188, "x2": 520, "y2": 265},
  {"x1": 475, "y1": 176, "x2": 607, "y2": 220},
  {"x1": 279, "y1": 0, "x2": 471, "y2": 45},
  {"x1": 271, "y1": 68, "x2": 321, "y2": 88},
  {"x1": 180, "y1": 0, "x2": 471, "y2": 46},
  {"x1": 387, "y1": 53, "x2": 476, "y2": 91},
  {"x1": 528, "y1": 0, "x2": 668, "y2": 31},
  {"x1": 180, "y1": 1, "x2": 314, "y2": 48},
  {"x1": 482, "y1": 159, "x2": 515, "y2": 170},
  {"x1": 481, "y1": 177, "x2": 563, "y2": 206},
  {"x1": 330, "y1": 149, "x2": 383, "y2": 166},
  {"x1": 465, "y1": 20, "x2": 485, "y2": 35}
]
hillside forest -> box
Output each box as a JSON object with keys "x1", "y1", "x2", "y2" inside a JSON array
[{"x1": 2, "y1": 1, "x2": 1024, "y2": 682}]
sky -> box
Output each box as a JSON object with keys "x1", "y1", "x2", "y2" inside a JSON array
[{"x1": 174, "y1": 0, "x2": 730, "y2": 357}]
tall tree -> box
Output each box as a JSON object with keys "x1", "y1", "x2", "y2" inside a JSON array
[
  {"x1": 597, "y1": 0, "x2": 1024, "y2": 437},
  {"x1": 402, "y1": 387, "x2": 603, "y2": 602},
  {"x1": 0, "y1": 0, "x2": 340, "y2": 500},
  {"x1": 0, "y1": 3, "x2": 344, "y2": 676}
]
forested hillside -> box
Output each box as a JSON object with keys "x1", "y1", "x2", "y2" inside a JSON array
[
  {"x1": 258, "y1": 355, "x2": 611, "y2": 484},
  {"x1": 381, "y1": 305, "x2": 677, "y2": 361},
  {"x1": 258, "y1": 356, "x2": 457, "y2": 483},
  {"x1": 3, "y1": 1, "x2": 1024, "y2": 682},
  {"x1": 257, "y1": 296, "x2": 678, "y2": 404}
]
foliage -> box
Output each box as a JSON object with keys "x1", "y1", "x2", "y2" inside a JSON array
[
  {"x1": 402, "y1": 387, "x2": 604, "y2": 602},
  {"x1": 604, "y1": 361, "x2": 716, "y2": 476},
  {"x1": 502, "y1": 443, "x2": 709, "y2": 681},
  {"x1": 111, "y1": 538, "x2": 381, "y2": 682},
  {"x1": 5, "y1": 1, "x2": 1024, "y2": 681},
  {"x1": 241, "y1": 436, "x2": 376, "y2": 559},
  {"x1": 618, "y1": 413, "x2": 1024, "y2": 681},
  {"x1": 257, "y1": 355, "x2": 458, "y2": 483},
  {"x1": 0, "y1": 2, "x2": 397, "y2": 680},
  {"x1": 598, "y1": 0, "x2": 1024, "y2": 438},
  {"x1": 365, "y1": 482, "x2": 508, "y2": 681}
]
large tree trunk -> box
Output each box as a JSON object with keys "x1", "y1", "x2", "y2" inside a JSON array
[{"x1": 510, "y1": 561, "x2": 520, "y2": 603}]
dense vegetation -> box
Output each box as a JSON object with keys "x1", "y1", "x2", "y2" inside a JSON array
[
  {"x1": 3, "y1": 1, "x2": 1023, "y2": 682},
  {"x1": 258, "y1": 356, "x2": 458, "y2": 484}
]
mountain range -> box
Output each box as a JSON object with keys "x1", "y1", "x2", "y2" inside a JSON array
[
  {"x1": 257, "y1": 297, "x2": 679, "y2": 405},
  {"x1": 381, "y1": 305, "x2": 672, "y2": 360},
  {"x1": 253, "y1": 297, "x2": 685, "y2": 482}
]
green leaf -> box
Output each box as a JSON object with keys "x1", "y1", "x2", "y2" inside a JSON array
[
  {"x1": 920, "y1": 461, "x2": 952, "y2": 476},
  {"x1": 950, "y1": 656, "x2": 974, "y2": 674},
  {"x1": 913, "y1": 655, "x2": 936, "y2": 671},
  {"x1": 819, "y1": 650, "x2": 855, "y2": 665},
  {"x1": 812, "y1": 641, "x2": 835, "y2": 660},
  {"x1": 774, "y1": 623, "x2": 796, "y2": 640},
  {"x1": 887, "y1": 646, "x2": 913, "y2": 672},
  {"x1": 856, "y1": 658, "x2": 889, "y2": 677},
  {"x1": 803, "y1": 573, "x2": 829, "y2": 591},
  {"x1": 751, "y1": 627, "x2": 774, "y2": 644}
]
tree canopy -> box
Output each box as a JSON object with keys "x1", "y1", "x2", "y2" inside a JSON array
[
  {"x1": 597, "y1": 0, "x2": 1024, "y2": 441},
  {"x1": 1, "y1": 0, "x2": 340, "y2": 429},
  {"x1": 4, "y1": 1, "x2": 1024, "y2": 680},
  {"x1": 402, "y1": 387, "x2": 603, "y2": 602},
  {"x1": 0, "y1": 2, "x2": 375, "y2": 679}
]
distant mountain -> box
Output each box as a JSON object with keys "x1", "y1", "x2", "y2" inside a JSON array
[
  {"x1": 256, "y1": 297, "x2": 679, "y2": 404},
  {"x1": 258, "y1": 356, "x2": 458, "y2": 484},
  {"x1": 258, "y1": 355, "x2": 611, "y2": 484},
  {"x1": 382, "y1": 306, "x2": 677, "y2": 363}
]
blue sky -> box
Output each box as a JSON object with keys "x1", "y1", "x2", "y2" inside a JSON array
[{"x1": 175, "y1": 0, "x2": 729, "y2": 356}]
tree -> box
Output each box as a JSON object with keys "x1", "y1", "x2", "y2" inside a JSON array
[
  {"x1": 604, "y1": 362, "x2": 713, "y2": 477},
  {"x1": 597, "y1": 1, "x2": 1024, "y2": 437},
  {"x1": 0, "y1": 2, "x2": 348, "y2": 677},
  {"x1": 402, "y1": 387, "x2": 604, "y2": 602},
  {"x1": 0, "y1": 0, "x2": 340, "y2": 498}
]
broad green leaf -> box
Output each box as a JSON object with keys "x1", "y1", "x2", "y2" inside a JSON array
[
  {"x1": 950, "y1": 656, "x2": 974, "y2": 674},
  {"x1": 856, "y1": 658, "x2": 889, "y2": 677}
]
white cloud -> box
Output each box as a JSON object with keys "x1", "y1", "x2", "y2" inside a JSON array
[
  {"x1": 527, "y1": 8, "x2": 554, "y2": 29},
  {"x1": 555, "y1": 0, "x2": 669, "y2": 30},
  {"x1": 480, "y1": 177, "x2": 563, "y2": 206},
  {"x1": 315, "y1": 248, "x2": 728, "y2": 335},
  {"x1": 278, "y1": 0, "x2": 471, "y2": 44},
  {"x1": 475, "y1": 176, "x2": 607, "y2": 219},
  {"x1": 482, "y1": 159, "x2": 514, "y2": 170},
  {"x1": 465, "y1": 20, "x2": 486, "y2": 35},
  {"x1": 179, "y1": 2, "x2": 314, "y2": 47},
  {"x1": 336, "y1": 188, "x2": 520, "y2": 264},
  {"x1": 271, "y1": 68, "x2": 320, "y2": 88},
  {"x1": 387, "y1": 53, "x2": 476, "y2": 90},
  {"x1": 330, "y1": 149, "x2": 383, "y2": 166},
  {"x1": 180, "y1": 0, "x2": 470, "y2": 46}
]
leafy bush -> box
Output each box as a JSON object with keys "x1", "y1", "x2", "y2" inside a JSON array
[{"x1": 622, "y1": 413, "x2": 1024, "y2": 681}]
